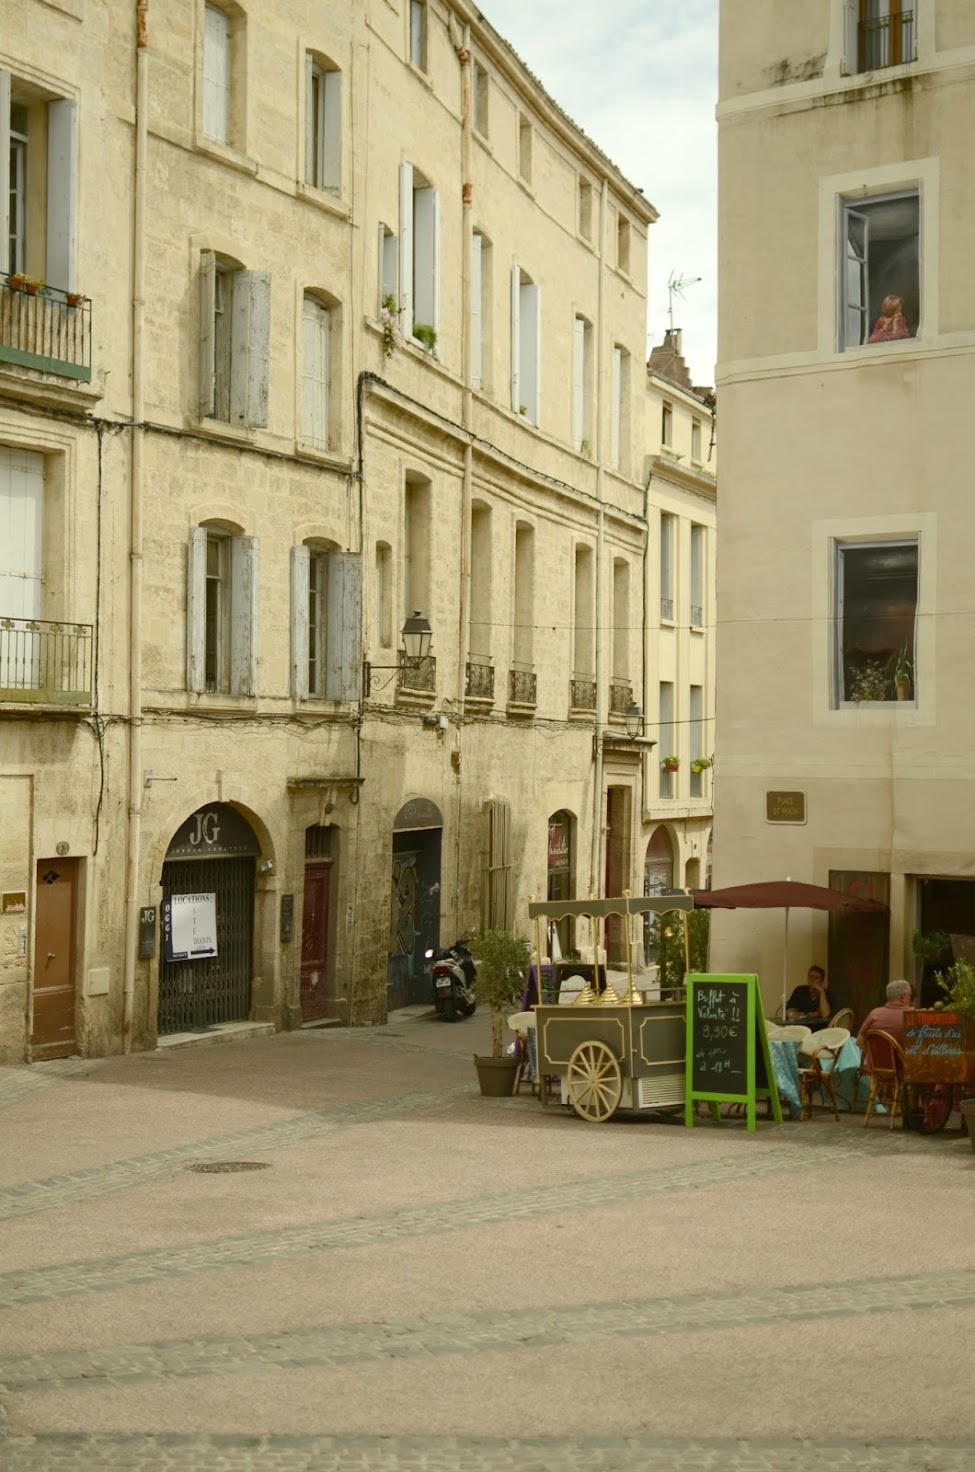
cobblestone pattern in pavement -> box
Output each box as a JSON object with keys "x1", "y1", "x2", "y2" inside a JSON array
[
  {"x1": 0, "y1": 1058, "x2": 107, "y2": 1109},
  {"x1": 0, "y1": 1433, "x2": 972, "y2": 1471},
  {"x1": 0, "y1": 1084, "x2": 470, "y2": 1223},
  {"x1": 2, "y1": 1268, "x2": 973, "y2": 1391},
  {"x1": 0, "y1": 1133, "x2": 927, "y2": 1310}
]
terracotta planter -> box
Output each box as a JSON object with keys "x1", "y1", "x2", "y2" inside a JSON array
[
  {"x1": 7, "y1": 274, "x2": 27, "y2": 292},
  {"x1": 473, "y1": 1054, "x2": 519, "y2": 1097}
]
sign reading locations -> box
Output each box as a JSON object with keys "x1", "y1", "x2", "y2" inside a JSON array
[
  {"x1": 685, "y1": 974, "x2": 780, "y2": 1132},
  {"x1": 766, "y1": 791, "x2": 806, "y2": 824},
  {"x1": 165, "y1": 894, "x2": 218, "y2": 962}
]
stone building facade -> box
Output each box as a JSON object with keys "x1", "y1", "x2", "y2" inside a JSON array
[
  {"x1": 0, "y1": 0, "x2": 715, "y2": 1060},
  {"x1": 715, "y1": 0, "x2": 975, "y2": 1017}
]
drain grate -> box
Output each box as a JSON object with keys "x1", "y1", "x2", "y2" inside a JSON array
[{"x1": 185, "y1": 1161, "x2": 271, "y2": 1174}]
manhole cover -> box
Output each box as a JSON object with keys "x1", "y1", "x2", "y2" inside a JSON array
[{"x1": 185, "y1": 1161, "x2": 271, "y2": 1174}]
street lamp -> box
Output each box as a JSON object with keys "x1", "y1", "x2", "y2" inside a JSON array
[
  {"x1": 363, "y1": 611, "x2": 433, "y2": 696},
  {"x1": 594, "y1": 700, "x2": 657, "y2": 757}
]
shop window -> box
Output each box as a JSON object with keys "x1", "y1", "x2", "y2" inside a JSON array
[{"x1": 834, "y1": 538, "x2": 918, "y2": 705}]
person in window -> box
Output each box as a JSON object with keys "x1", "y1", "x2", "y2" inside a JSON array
[
  {"x1": 866, "y1": 294, "x2": 912, "y2": 344},
  {"x1": 786, "y1": 965, "x2": 837, "y2": 1031}
]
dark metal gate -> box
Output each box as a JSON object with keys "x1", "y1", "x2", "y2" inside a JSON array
[{"x1": 158, "y1": 856, "x2": 254, "y2": 1034}]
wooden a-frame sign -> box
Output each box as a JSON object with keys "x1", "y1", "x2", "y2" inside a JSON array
[{"x1": 684, "y1": 973, "x2": 782, "y2": 1131}]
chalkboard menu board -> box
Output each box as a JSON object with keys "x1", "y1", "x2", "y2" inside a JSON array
[
  {"x1": 903, "y1": 1009, "x2": 975, "y2": 1084},
  {"x1": 685, "y1": 974, "x2": 779, "y2": 1132}
]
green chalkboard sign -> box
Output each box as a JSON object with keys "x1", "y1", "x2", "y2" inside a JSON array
[{"x1": 684, "y1": 974, "x2": 781, "y2": 1131}]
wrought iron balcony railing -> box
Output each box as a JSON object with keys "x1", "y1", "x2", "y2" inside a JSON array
[
  {"x1": 609, "y1": 680, "x2": 632, "y2": 716},
  {"x1": 465, "y1": 659, "x2": 495, "y2": 700},
  {"x1": 570, "y1": 677, "x2": 596, "y2": 711},
  {"x1": 0, "y1": 275, "x2": 92, "y2": 381},
  {"x1": 660, "y1": 596, "x2": 674, "y2": 621},
  {"x1": 858, "y1": 10, "x2": 915, "y2": 71},
  {"x1": 690, "y1": 603, "x2": 704, "y2": 627},
  {"x1": 0, "y1": 617, "x2": 93, "y2": 704},
  {"x1": 508, "y1": 668, "x2": 537, "y2": 706},
  {"x1": 397, "y1": 654, "x2": 436, "y2": 694}
]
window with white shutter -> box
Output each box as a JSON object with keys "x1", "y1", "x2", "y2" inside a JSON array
[
  {"x1": 199, "y1": 253, "x2": 270, "y2": 427},
  {"x1": 572, "y1": 316, "x2": 591, "y2": 453},
  {"x1": 187, "y1": 525, "x2": 258, "y2": 696},
  {"x1": 400, "y1": 163, "x2": 439, "y2": 344},
  {"x1": 325, "y1": 553, "x2": 362, "y2": 702},
  {"x1": 471, "y1": 233, "x2": 483, "y2": 390},
  {"x1": 305, "y1": 55, "x2": 341, "y2": 194},
  {"x1": 511, "y1": 266, "x2": 539, "y2": 424},
  {"x1": 0, "y1": 73, "x2": 76, "y2": 288},
  {"x1": 0, "y1": 446, "x2": 44, "y2": 620},
  {"x1": 301, "y1": 295, "x2": 331, "y2": 449},
  {"x1": 203, "y1": 5, "x2": 231, "y2": 144}
]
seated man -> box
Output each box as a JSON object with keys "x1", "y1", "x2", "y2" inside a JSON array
[
  {"x1": 786, "y1": 964, "x2": 838, "y2": 1031},
  {"x1": 857, "y1": 979, "x2": 913, "y2": 1052}
]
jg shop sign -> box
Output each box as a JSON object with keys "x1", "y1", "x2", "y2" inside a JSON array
[{"x1": 164, "y1": 893, "x2": 218, "y2": 962}]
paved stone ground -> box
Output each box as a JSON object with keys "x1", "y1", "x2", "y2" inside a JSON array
[{"x1": 0, "y1": 1013, "x2": 972, "y2": 1470}]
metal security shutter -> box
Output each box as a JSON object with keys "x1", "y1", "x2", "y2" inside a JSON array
[{"x1": 158, "y1": 856, "x2": 254, "y2": 1034}]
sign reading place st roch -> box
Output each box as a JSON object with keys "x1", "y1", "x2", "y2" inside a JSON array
[{"x1": 766, "y1": 791, "x2": 806, "y2": 824}]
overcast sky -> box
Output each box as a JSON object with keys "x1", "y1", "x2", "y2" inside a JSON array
[{"x1": 480, "y1": 0, "x2": 718, "y2": 386}]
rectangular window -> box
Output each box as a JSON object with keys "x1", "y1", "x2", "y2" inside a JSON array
[
  {"x1": 0, "y1": 444, "x2": 44, "y2": 620},
  {"x1": 691, "y1": 419, "x2": 702, "y2": 463},
  {"x1": 187, "y1": 527, "x2": 258, "y2": 697},
  {"x1": 690, "y1": 525, "x2": 704, "y2": 627},
  {"x1": 611, "y1": 346, "x2": 630, "y2": 473},
  {"x1": 572, "y1": 315, "x2": 592, "y2": 454},
  {"x1": 511, "y1": 265, "x2": 540, "y2": 424},
  {"x1": 578, "y1": 178, "x2": 592, "y2": 242},
  {"x1": 689, "y1": 685, "x2": 704, "y2": 797},
  {"x1": 659, "y1": 681, "x2": 675, "y2": 798},
  {"x1": 375, "y1": 541, "x2": 392, "y2": 648},
  {"x1": 661, "y1": 401, "x2": 673, "y2": 447},
  {"x1": 305, "y1": 57, "x2": 341, "y2": 194},
  {"x1": 473, "y1": 61, "x2": 489, "y2": 137},
  {"x1": 199, "y1": 253, "x2": 271, "y2": 427},
  {"x1": 203, "y1": 4, "x2": 231, "y2": 145},
  {"x1": 291, "y1": 544, "x2": 361, "y2": 701},
  {"x1": 301, "y1": 295, "x2": 331, "y2": 450},
  {"x1": 471, "y1": 231, "x2": 492, "y2": 391},
  {"x1": 617, "y1": 213, "x2": 631, "y2": 275},
  {"x1": 380, "y1": 223, "x2": 398, "y2": 309},
  {"x1": 410, "y1": 0, "x2": 427, "y2": 71},
  {"x1": 851, "y1": 1, "x2": 916, "y2": 73},
  {"x1": 518, "y1": 115, "x2": 532, "y2": 185},
  {"x1": 834, "y1": 539, "x2": 918, "y2": 705},
  {"x1": 1, "y1": 76, "x2": 77, "y2": 289},
  {"x1": 399, "y1": 163, "x2": 439, "y2": 341},
  {"x1": 660, "y1": 513, "x2": 675, "y2": 621},
  {"x1": 840, "y1": 190, "x2": 919, "y2": 350}
]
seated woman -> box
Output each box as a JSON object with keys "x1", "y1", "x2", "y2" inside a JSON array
[{"x1": 786, "y1": 965, "x2": 838, "y2": 1032}]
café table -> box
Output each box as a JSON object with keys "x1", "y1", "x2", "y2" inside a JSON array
[{"x1": 767, "y1": 1037, "x2": 803, "y2": 1118}]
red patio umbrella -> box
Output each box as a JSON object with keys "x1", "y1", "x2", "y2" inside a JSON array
[{"x1": 694, "y1": 880, "x2": 888, "y2": 1021}]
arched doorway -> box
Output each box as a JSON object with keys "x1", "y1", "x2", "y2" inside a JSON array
[
  {"x1": 158, "y1": 804, "x2": 261, "y2": 1035},
  {"x1": 644, "y1": 825, "x2": 676, "y2": 960},
  {"x1": 547, "y1": 809, "x2": 575, "y2": 956},
  {"x1": 388, "y1": 797, "x2": 443, "y2": 1010}
]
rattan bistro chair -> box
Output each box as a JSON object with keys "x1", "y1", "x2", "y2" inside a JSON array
[
  {"x1": 797, "y1": 1027, "x2": 850, "y2": 1121},
  {"x1": 861, "y1": 1029, "x2": 907, "y2": 1129},
  {"x1": 829, "y1": 1006, "x2": 855, "y2": 1032}
]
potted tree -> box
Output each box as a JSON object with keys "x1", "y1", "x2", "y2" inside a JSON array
[
  {"x1": 934, "y1": 959, "x2": 975, "y2": 1148},
  {"x1": 470, "y1": 927, "x2": 531, "y2": 1096}
]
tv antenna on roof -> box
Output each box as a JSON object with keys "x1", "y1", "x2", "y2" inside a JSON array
[{"x1": 667, "y1": 270, "x2": 702, "y2": 331}]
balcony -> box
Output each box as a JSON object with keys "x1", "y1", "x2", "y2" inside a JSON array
[
  {"x1": 690, "y1": 603, "x2": 704, "y2": 628},
  {"x1": 0, "y1": 275, "x2": 92, "y2": 382},
  {"x1": 508, "y1": 667, "x2": 537, "y2": 710},
  {"x1": 858, "y1": 10, "x2": 915, "y2": 71},
  {"x1": 570, "y1": 677, "x2": 596, "y2": 713},
  {"x1": 660, "y1": 596, "x2": 674, "y2": 622},
  {"x1": 465, "y1": 658, "x2": 495, "y2": 704},
  {"x1": 608, "y1": 680, "x2": 632, "y2": 717},
  {"x1": 0, "y1": 618, "x2": 93, "y2": 705},
  {"x1": 397, "y1": 654, "x2": 436, "y2": 695}
]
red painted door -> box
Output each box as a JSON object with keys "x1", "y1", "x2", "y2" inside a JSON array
[
  {"x1": 300, "y1": 862, "x2": 331, "y2": 1022},
  {"x1": 32, "y1": 859, "x2": 78, "y2": 1059}
]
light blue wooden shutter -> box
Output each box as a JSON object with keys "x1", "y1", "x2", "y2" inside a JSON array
[
  {"x1": 230, "y1": 270, "x2": 271, "y2": 427},
  {"x1": 302, "y1": 297, "x2": 330, "y2": 448},
  {"x1": 203, "y1": 4, "x2": 230, "y2": 143},
  {"x1": 230, "y1": 535, "x2": 258, "y2": 695},
  {"x1": 199, "y1": 251, "x2": 216, "y2": 418},
  {"x1": 291, "y1": 544, "x2": 310, "y2": 698},
  {"x1": 186, "y1": 527, "x2": 207, "y2": 692},
  {"x1": 324, "y1": 552, "x2": 362, "y2": 702},
  {"x1": 46, "y1": 99, "x2": 77, "y2": 290}
]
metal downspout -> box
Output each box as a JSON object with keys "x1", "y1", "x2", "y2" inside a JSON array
[
  {"x1": 589, "y1": 178, "x2": 608, "y2": 900},
  {"x1": 455, "y1": 24, "x2": 474, "y2": 930},
  {"x1": 123, "y1": 0, "x2": 148, "y2": 1050}
]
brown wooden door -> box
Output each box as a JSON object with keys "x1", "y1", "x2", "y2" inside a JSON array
[
  {"x1": 300, "y1": 862, "x2": 331, "y2": 1022},
  {"x1": 32, "y1": 859, "x2": 78, "y2": 1059}
]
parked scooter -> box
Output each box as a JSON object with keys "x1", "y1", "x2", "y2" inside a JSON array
[{"x1": 425, "y1": 938, "x2": 478, "y2": 1021}]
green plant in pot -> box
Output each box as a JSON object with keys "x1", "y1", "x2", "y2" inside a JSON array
[
  {"x1": 935, "y1": 958, "x2": 975, "y2": 1019},
  {"x1": 891, "y1": 643, "x2": 913, "y2": 701},
  {"x1": 471, "y1": 928, "x2": 531, "y2": 1056}
]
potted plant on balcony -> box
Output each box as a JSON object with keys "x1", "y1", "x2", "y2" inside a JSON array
[
  {"x1": 662, "y1": 754, "x2": 680, "y2": 773},
  {"x1": 412, "y1": 321, "x2": 438, "y2": 356},
  {"x1": 65, "y1": 291, "x2": 84, "y2": 309},
  {"x1": 20, "y1": 275, "x2": 46, "y2": 297},
  {"x1": 379, "y1": 293, "x2": 404, "y2": 359},
  {"x1": 470, "y1": 927, "x2": 531, "y2": 1096},
  {"x1": 7, "y1": 273, "x2": 27, "y2": 292},
  {"x1": 690, "y1": 757, "x2": 712, "y2": 775}
]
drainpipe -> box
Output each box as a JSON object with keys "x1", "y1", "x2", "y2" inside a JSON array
[
  {"x1": 122, "y1": 0, "x2": 148, "y2": 1050},
  {"x1": 589, "y1": 178, "x2": 608, "y2": 902},
  {"x1": 454, "y1": 22, "x2": 474, "y2": 930}
]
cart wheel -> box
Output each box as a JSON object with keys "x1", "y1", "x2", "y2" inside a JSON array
[
  {"x1": 920, "y1": 1083, "x2": 953, "y2": 1134},
  {"x1": 566, "y1": 1041, "x2": 623, "y2": 1123}
]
